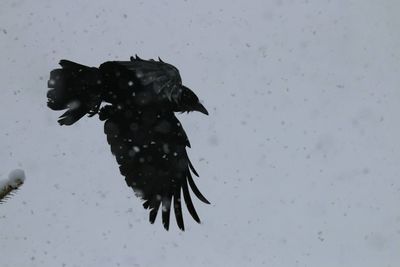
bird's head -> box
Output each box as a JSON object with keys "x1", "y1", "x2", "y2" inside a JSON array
[{"x1": 177, "y1": 85, "x2": 208, "y2": 115}]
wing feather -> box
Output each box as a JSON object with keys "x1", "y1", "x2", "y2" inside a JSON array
[
  {"x1": 103, "y1": 108, "x2": 208, "y2": 230},
  {"x1": 182, "y1": 178, "x2": 201, "y2": 223},
  {"x1": 162, "y1": 196, "x2": 172, "y2": 230},
  {"x1": 187, "y1": 172, "x2": 210, "y2": 204},
  {"x1": 149, "y1": 199, "x2": 161, "y2": 224},
  {"x1": 112, "y1": 58, "x2": 183, "y2": 101},
  {"x1": 173, "y1": 187, "x2": 185, "y2": 230}
]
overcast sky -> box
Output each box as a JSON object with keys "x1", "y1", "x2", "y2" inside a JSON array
[{"x1": 1, "y1": 0, "x2": 400, "y2": 266}]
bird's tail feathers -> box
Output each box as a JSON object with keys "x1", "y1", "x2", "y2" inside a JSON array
[{"x1": 47, "y1": 60, "x2": 103, "y2": 125}]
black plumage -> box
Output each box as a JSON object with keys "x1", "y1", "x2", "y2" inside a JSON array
[{"x1": 47, "y1": 56, "x2": 209, "y2": 230}]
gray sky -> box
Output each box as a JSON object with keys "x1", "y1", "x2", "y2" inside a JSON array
[{"x1": 1, "y1": 0, "x2": 400, "y2": 266}]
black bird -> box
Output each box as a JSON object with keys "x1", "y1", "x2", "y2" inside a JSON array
[{"x1": 47, "y1": 55, "x2": 209, "y2": 230}]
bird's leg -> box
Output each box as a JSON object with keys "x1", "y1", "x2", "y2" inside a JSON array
[
  {"x1": 87, "y1": 94, "x2": 103, "y2": 117},
  {"x1": 88, "y1": 104, "x2": 101, "y2": 117},
  {"x1": 98, "y1": 105, "x2": 116, "y2": 121}
]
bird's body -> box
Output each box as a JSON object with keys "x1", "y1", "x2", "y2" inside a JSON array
[{"x1": 47, "y1": 56, "x2": 209, "y2": 230}]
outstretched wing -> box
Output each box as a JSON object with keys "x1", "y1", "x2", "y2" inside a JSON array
[
  {"x1": 103, "y1": 108, "x2": 209, "y2": 230},
  {"x1": 101, "y1": 56, "x2": 184, "y2": 104}
]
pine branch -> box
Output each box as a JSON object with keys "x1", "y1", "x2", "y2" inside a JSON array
[
  {"x1": 0, "y1": 181, "x2": 23, "y2": 204},
  {"x1": 0, "y1": 169, "x2": 26, "y2": 204}
]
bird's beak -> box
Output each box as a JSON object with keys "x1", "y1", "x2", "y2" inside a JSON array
[{"x1": 194, "y1": 102, "x2": 209, "y2": 115}]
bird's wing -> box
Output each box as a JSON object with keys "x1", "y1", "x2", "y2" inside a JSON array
[
  {"x1": 103, "y1": 109, "x2": 209, "y2": 230},
  {"x1": 108, "y1": 56, "x2": 184, "y2": 103}
]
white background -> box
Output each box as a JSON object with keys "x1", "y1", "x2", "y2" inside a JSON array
[{"x1": 1, "y1": 0, "x2": 400, "y2": 266}]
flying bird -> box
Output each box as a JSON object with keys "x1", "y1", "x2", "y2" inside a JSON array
[{"x1": 47, "y1": 55, "x2": 209, "y2": 230}]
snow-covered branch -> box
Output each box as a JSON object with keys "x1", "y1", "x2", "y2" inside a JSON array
[{"x1": 0, "y1": 169, "x2": 26, "y2": 203}]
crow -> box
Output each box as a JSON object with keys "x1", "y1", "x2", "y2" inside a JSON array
[{"x1": 47, "y1": 55, "x2": 209, "y2": 230}]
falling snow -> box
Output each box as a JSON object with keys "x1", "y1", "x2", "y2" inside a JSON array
[{"x1": 1, "y1": 1, "x2": 400, "y2": 267}]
